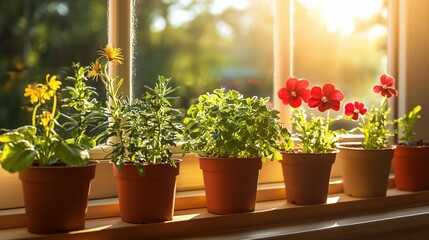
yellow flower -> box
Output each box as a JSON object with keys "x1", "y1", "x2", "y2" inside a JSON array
[
  {"x1": 98, "y1": 45, "x2": 124, "y2": 65},
  {"x1": 40, "y1": 111, "x2": 53, "y2": 128},
  {"x1": 46, "y1": 74, "x2": 62, "y2": 92},
  {"x1": 24, "y1": 84, "x2": 51, "y2": 104},
  {"x1": 40, "y1": 84, "x2": 52, "y2": 101},
  {"x1": 88, "y1": 59, "x2": 102, "y2": 80}
]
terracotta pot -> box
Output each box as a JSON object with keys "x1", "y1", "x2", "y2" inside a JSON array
[
  {"x1": 198, "y1": 156, "x2": 262, "y2": 214},
  {"x1": 393, "y1": 145, "x2": 429, "y2": 191},
  {"x1": 337, "y1": 144, "x2": 394, "y2": 198},
  {"x1": 18, "y1": 161, "x2": 98, "y2": 234},
  {"x1": 280, "y1": 151, "x2": 337, "y2": 205},
  {"x1": 113, "y1": 160, "x2": 181, "y2": 223}
]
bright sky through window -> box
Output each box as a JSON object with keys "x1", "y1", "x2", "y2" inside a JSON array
[{"x1": 297, "y1": 0, "x2": 385, "y2": 36}]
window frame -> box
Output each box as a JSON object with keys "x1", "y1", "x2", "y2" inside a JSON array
[
  {"x1": 0, "y1": 0, "x2": 397, "y2": 210},
  {"x1": 4, "y1": 1, "x2": 429, "y2": 239}
]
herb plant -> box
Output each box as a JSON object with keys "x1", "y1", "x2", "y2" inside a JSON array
[
  {"x1": 182, "y1": 89, "x2": 288, "y2": 161},
  {"x1": 397, "y1": 105, "x2": 422, "y2": 146},
  {"x1": 0, "y1": 74, "x2": 88, "y2": 173},
  {"x1": 278, "y1": 78, "x2": 344, "y2": 153},
  {"x1": 61, "y1": 63, "x2": 104, "y2": 149},
  {"x1": 90, "y1": 46, "x2": 182, "y2": 175}
]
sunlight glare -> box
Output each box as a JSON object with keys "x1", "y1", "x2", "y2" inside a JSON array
[
  {"x1": 298, "y1": 0, "x2": 384, "y2": 36},
  {"x1": 210, "y1": 0, "x2": 250, "y2": 15}
]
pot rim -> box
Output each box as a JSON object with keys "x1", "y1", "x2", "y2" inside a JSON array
[
  {"x1": 394, "y1": 144, "x2": 429, "y2": 149},
  {"x1": 280, "y1": 149, "x2": 339, "y2": 155},
  {"x1": 337, "y1": 142, "x2": 395, "y2": 151},
  {"x1": 111, "y1": 158, "x2": 182, "y2": 166},
  {"x1": 196, "y1": 155, "x2": 262, "y2": 161}
]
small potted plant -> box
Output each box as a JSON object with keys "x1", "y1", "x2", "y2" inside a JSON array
[
  {"x1": 277, "y1": 77, "x2": 344, "y2": 205},
  {"x1": 92, "y1": 46, "x2": 182, "y2": 223},
  {"x1": 338, "y1": 73, "x2": 397, "y2": 198},
  {"x1": 182, "y1": 89, "x2": 287, "y2": 214},
  {"x1": 0, "y1": 74, "x2": 95, "y2": 234},
  {"x1": 393, "y1": 105, "x2": 429, "y2": 191}
]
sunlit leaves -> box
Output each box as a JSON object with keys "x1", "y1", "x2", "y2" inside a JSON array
[
  {"x1": 61, "y1": 63, "x2": 104, "y2": 150},
  {"x1": 54, "y1": 141, "x2": 88, "y2": 166},
  {"x1": 182, "y1": 88, "x2": 288, "y2": 161},
  {"x1": 397, "y1": 105, "x2": 421, "y2": 146},
  {"x1": 102, "y1": 75, "x2": 182, "y2": 174},
  {"x1": 290, "y1": 108, "x2": 339, "y2": 153},
  {"x1": 0, "y1": 141, "x2": 37, "y2": 173}
]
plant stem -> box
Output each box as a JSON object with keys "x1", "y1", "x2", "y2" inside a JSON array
[
  {"x1": 51, "y1": 94, "x2": 57, "y2": 118},
  {"x1": 32, "y1": 102, "x2": 41, "y2": 127}
]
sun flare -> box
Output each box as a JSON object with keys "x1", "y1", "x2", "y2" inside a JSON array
[{"x1": 297, "y1": 0, "x2": 385, "y2": 36}]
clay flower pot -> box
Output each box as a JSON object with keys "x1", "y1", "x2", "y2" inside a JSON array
[
  {"x1": 113, "y1": 160, "x2": 181, "y2": 223},
  {"x1": 337, "y1": 144, "x2": 394, "y2": 198},
  {"x1": 198, "y1": 156, "x2": 262, "y2": 214},
  {"x1": 280, "y1": 150, "x2": 337, "y2": 205},
  {"x1": 18, "y1": 161, "x2": 98, "y2": 234},
  {"x1": 393, "y1": 145, "x2": 429, "y2": 191}
]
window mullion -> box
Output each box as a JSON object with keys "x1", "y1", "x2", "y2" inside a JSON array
[
  {"x1": 108, "y1": 0, "x2": 133, "y2": 98},
  {"x1": 273, "y1": 0, "x2": 292, "y2": 129}
]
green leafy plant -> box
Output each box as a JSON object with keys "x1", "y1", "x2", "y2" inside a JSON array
[
  {"x1": 278, "y1": 78, "x2": 344, "y2": 153},
  {"x1": 397, "y1": 105, "x2": 422, "y2": 146},
  {"x1": 0, "y1": 74, "x2": 88, "y2": 173},
  {"x1": 61, "y1": 63, "x2": 104, "y2": 149},
  {"x1": 182, "y1": 88, "x2": 288, "y2": 161},
  {"x1": 90, "y1": 46, "x2": 182, "y2": 175},
  {"x1": 290, "y1": 108, "x2": 340, "y2": 153}
]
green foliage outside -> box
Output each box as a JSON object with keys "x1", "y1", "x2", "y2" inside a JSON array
[{"x1": 0, "y1": 0, "x2": 107, "y2": 129}]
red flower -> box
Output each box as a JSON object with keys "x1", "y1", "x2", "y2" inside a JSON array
[
  {"x1": 308, "y1": 83, "x2": 344, "y2": 112},
  {"x1": 344, "y1": 101, "x2": 367, "y2": 120},
  {"x1": 373, "y1": 73, "x2": 398, "y2": 98},
  {"x1": 278, "y1": 77, "x2": 311, "y2": 108}
]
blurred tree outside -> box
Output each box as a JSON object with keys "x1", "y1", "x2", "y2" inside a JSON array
[
  {"x1": 0, "y1": 0, "x2": 387, "y2": 131},
  {"x1": 133, "y1": 0, "x2": 274, "y2": 110},
  {"x1": 0, "y1": 0, "x2": 107, "y2": 129}
]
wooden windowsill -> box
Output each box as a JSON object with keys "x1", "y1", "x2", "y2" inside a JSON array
[{"x1": 1, "y1": 183, "x2": 429, "y2": 239}]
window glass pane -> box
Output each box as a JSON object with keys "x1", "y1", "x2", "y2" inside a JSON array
[
  {"x1": 293, "y1": 0, "x2": 388, "y2": 129},
  {"x1": 133, "y1": 0, "x2": 274, "y2": 111},
  {"x1": 0, "y1": 0, "x2": 107, "y2": 129}
]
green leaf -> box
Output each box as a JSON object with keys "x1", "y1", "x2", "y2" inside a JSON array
[
  {"x1": 54, "y1": 141, "x2": 88, "y2": 166},
  {"x1": 16, "y1": 125, "x2": 37, "y2": 135},
  {"x1": 135, "y1": 162, "x2": 146, "y2": 176},
  {"x1": 77, "y1": 134, "x2": 97, "y2": 149},
  {"x1": 0, "y1": 132, "x2": 23, "y2": 143},
  {"x1": 0, "y1": 142, "x2": 37, "y2": 173}
]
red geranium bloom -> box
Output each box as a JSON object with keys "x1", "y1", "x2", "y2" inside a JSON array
[
  {"x1": 308, "y1": 83, "x2": 344, "y2": 112},
  {"x1": 278, "y1": 77, "x2": 311, "y2": 108},
  {"x1": 373, "y1": 73, "x2": 398, "y2": 98},
  {"x1": 344, "y1": 101, "x2": 367, "y2": 120}
]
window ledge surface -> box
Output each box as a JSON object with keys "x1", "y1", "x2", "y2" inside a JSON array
[{"x1": 1, "y1": 188, "x2": 429, "y2": 240}]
